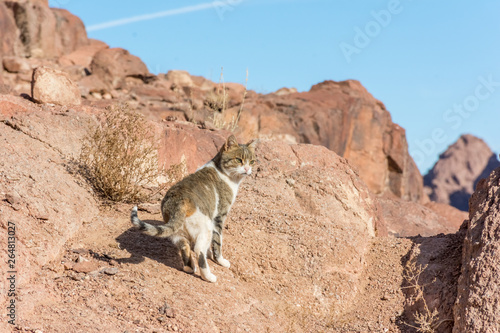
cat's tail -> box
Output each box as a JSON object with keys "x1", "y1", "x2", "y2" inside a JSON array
[{"x1": 130, "y1": 206, "x2": 174, "y2": 238}]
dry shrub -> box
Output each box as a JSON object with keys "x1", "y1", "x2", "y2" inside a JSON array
[
  {"x1": 80, "y1": 105, "x2": 159, "y2": 203},
  {"x1": 402, "y1": 259, "x2": 451, "y2": 332},
  {"x1": 204, "y1": 67, "x2": 248, "y2": 131}
]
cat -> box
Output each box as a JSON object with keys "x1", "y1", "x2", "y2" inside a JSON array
[{"x1": 131, "y1": 135, "x2": 257, "y2": 282}]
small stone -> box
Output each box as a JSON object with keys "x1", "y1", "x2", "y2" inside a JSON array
[
  {"x1": 63, "y1": 262, "x2": 74, "y2": 270},
  {"x1": 77, "y1": 255, "x2": 88, "y2": 263},
  {"x1": 5, "y1": 192, "x2": 21, "y2": 205},
  {"x1": 101, "y1": 267, "x2": 119, "y2": 275},
  {"x1": 165, "y1": 308, "x2": 176, "y2": 318},
  {"x1": 72, "y1": 248, "x2": 87, "y2": 254},
  {"x1": 72, "y1": 261, "x2": 99, "y2": 273},
  {"x1": 138, "y1": 203, "x2": 161, "y2": 214}
]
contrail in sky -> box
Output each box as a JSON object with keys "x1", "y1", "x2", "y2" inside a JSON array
[{"x1": 86, "y1": 2, "x2": 217, "y2": 32}]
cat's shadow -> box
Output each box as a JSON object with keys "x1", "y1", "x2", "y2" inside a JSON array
[{"x1": 115, "y1": 219, "x2": 183, "y2": 271}]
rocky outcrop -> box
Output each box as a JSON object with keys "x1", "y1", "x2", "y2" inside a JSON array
[
  {"x1": 0, "y1": 0, "x2": 425, "y2": 205},
  {"x1": 2, "y1": 0, "x2": 88, "y2": 58},
  {"x1": 229, "y1": 80, "x2": 424, "y2": 203},
  {"x1": 0, "y1": 1, "x2": 19, "y2": 57},
  {"x1": 424, "y1": 134, "x2": 500, "y2": 211},
  {"x1": 0, "y1": 96, "x2": 98, "y2": 321},
  {"x1": 89, "y1": 47, "x2": 150, "y2": 90},
  {"x1": 453, "y1": 167, "x2": 500, "y2": 332}
]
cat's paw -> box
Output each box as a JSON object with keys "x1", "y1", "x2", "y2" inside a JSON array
[
  {"x1": 201, "y1": 272, "x2": 217, "y2": 283},
  {"x1": 217, "y1": 257, "x2": 231, "y2": 268},
  {"x1": 183, "y1": 266, "x2": 194, "y2": 274}
]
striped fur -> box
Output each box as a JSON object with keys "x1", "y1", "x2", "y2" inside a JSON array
[{"x1": 130, "y1": 135, "x2": 257, "y2": 282}]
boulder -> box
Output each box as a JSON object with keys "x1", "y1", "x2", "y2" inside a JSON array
[
  {"x1": 453, "y1": 167, "x2": 500, "y2": 332},
  {"x1": 2, "y1": 55, "x2": 31, "y2": 73},
  {"x1": 51, "y1": 8, "x2": 89, "y2": 56},
  {"x1": 424, "y1": 134, "x2": 500, "y2": 211},
  {"x1": 31, "y1": 66, "x2": 81, "y2": 105},
  {"x1": 232, "y1": 79, "x2": 424, "y2": 203},
  {"x1": 225, "y1": 140, "x2": 384, "y2": 317},
  {"x1": 90, "y1": 47, "x2": 150, "y2": 89},
  {"x1": 58, "y1": 39, "x2": 108, "y2": 67},
  {"x1": 165, "y1": 70, "x2": 195, "y2": 88}
]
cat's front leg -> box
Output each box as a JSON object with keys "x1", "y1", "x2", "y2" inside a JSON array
[{"x1": 212, "y1": 215, "x2": 230, "y2": 268}]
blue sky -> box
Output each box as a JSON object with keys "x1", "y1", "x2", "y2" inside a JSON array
[{"x1": 49, "y1": 0, "x2": 500, "y2": 173}]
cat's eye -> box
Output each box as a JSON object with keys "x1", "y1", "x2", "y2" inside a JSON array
[
  {"x1": 236, "y1": 158, "x2": 243, "y2": 164},
  {"x1": 249, "y1": 160, "x2": 255, "y2": 165}
]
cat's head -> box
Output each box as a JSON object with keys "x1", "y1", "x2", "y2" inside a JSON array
[{"x1": 218, "y1": 135, "x2": 257, "y2": 179}]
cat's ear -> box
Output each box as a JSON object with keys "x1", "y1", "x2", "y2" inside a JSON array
[
  {"x1": 224, "y1": 135, "x2": 239, "y2": 151},
  {"x1": 246, "y1": 139, "x2": 258, "y2": 151}
]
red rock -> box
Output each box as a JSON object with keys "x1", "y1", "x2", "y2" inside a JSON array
[
  {"x1": 78, "y1": 74, "x2": 109, "y2": 95},
  {"x1": 424, "y1": 201, "x2": 468, "y2": 230},
  {"x1": 31, "y1": 66, "x2": 81, "y2": 105},
  {"x1": 90, "y1": 48, "x2": 150, "y2": 89},
  {"x1": 2, "y1": 1, "x2": 88, "y2": 58},
  {"x1": 453, "y1": 167, "x2": 500, "y2": 332},
  {"x1": 2, "y1": 56, "x2": 31, "y2": 73},
  {"x1": 379, "y1": 198, "x2": 462, "y2": 237},
  {"x1": 58, "y1": 39, "x2": 108, "y2": 67},
  {"x1": 0, "y1": 95, "x2": 29, "y2": 118},
  {"x1": 51, "y1": 8, "x2": 89, "y2": 56},
  {"x1": 0, "y1": 2, "x2": 19, "y2": 57},
  {"x1": 165, "y1": 70, "x2": 194, "y2": 88},
  {"x1": 234, "y1": 79, "x2": 424, "y2": 203},
  {"x1": 157, "y1": 121, "x2": 230, "y2": 174},
  {"x1": 5, "y1": 0, "x2": 58, "y2": 58},
  {"x1": 424, "y1": 134, "x2": 499, "y2": 211}
]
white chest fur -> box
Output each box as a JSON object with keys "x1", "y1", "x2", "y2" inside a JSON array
[{"x1": 203, "y1": 161, "x2": 241, "y2": 204}]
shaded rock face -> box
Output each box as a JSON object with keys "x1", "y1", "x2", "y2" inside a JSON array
[
  {"x1": 453, "y1": 167, "x2": 500, "y2": 332},
  {"x1": 2, "y1": 0, "x2": 88, "y2": 58},
  {"x1": 401, "y1": 229, "x2": 466, "y2": 333},
  {"x1": 424, "y1": 134, "x2": 500, "y2": 211},
  {"x1": 231, "y1": 80, "x2": 424, "y2": 202},
  {"x1": 0, "y1": 2, "x2": 20, "y2": 57}
]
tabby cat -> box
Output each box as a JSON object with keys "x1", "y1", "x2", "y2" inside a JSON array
[{"x1": 131, "y1": 135, "x2": 257, "y2": 282}]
